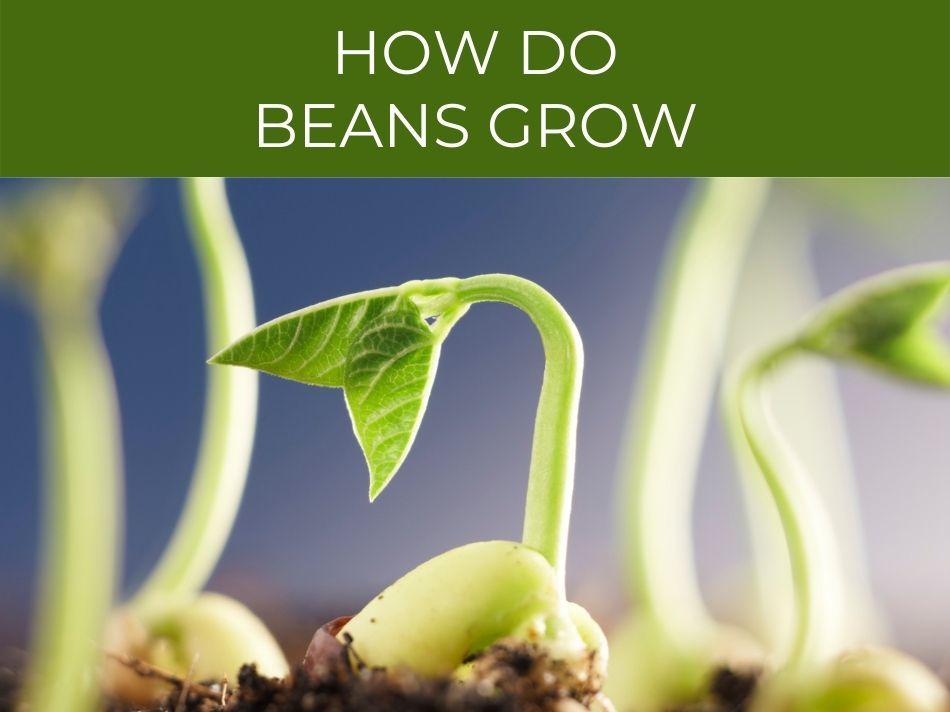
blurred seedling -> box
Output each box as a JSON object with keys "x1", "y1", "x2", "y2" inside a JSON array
[
  {"x1": 731, "y1": 179, "x2": 945, "y2": 658},
  {"x1": 105, "y1": 178, "x2": 288, "y2": 703},
  {"x1": 0, "y1": 181, "x2": 136, "y2": 712},
  {"x1": 608, "y1": 178, "x2": 918, "y2": 711},
  {"x1": 0, "y1": 179, "x2": 287, "y2": 711},
  {"x1": 725, "y1": 263, "x2": 950, "y2": 711},
  {"x1": 608, "y1": 177, "x2": 772, "y2": 711}
]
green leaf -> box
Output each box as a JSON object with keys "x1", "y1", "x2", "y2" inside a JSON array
[
  {"x1": 211, "y1": 288, "x2": 404, "y2": 387},
  {"x1": 798, "y1": 263, "x2": 950, "y2": 387},
  {"x1": 344, "y1": 308, "x2": 439, "y2": 499},
  {"x1": 211, "y1": 286, "x2": 444, "y2": 499}
]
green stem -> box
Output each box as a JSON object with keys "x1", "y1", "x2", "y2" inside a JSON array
[
  {"x1": 22, "y1": 308, "x2": 122, "y2": 712},
  {"x1": 726, "y1": 204, "x2": 880, "y2": 653},
  {"x1": 725, "y1": 339, "x2": 844, "y2": 670},
  {"x1": 132, "y1": 178, "x2": 257, "y2": 607},
  {"x1": 409, "y1": 274, "x2": 582, "y2": 591},
  {"x1": 618, "y1": 178, "x2": 770, "y2": 648}
]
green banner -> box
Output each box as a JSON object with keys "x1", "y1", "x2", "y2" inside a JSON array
[{"x1": 1, "y1": 1, "x2": 948, "y2": 176}]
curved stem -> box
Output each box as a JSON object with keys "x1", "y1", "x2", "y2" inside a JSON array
[
  {"x1": 132, "y1": 178, "x2": 257, "y2": 607},
  {"x1": 22, "y1": 309, "x2": 122, "y2": 712},
  {"x1": 410, "y1": 274, "x2": 582, "y2": 592},
  {"x1": 726, "y1": 204, "x2": 881, "y2": 653},
  {"x1": 618, "y1": 178, "x2": 770, "y2": 648},
  {"x1": 724, "y1": 339, "x2": 844, "y2": 670}
]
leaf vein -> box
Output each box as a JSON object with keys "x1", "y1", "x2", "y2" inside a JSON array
[
  {"x1": 290, "y1": 305, "x2": 342, "y2": 375},
  {"x1": 356, "y1": 343, "x2": 430, "y2": 406},
  {"x1": 258, "y1": 316, "x2": 304, "y2": 366},
  {"x1": 363, "y1": 392, "x2": 424, "y2": 427}
]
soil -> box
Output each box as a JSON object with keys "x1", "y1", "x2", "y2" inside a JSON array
[
  {"x1": 98, "y1": 655, "x2": 759, "y2": 712},
  {"x1": 0, "y1": 649, "x2": 760, "y2": 712},
  {"x1": 103, "y1": 640, "x2": 604, "y2": 712},
  {"x1": 0, "y1": 618, "x2": 760, "y2": 712},
  {"x1": 0, "y1": 664, "x2": 18, "y2": 712},
  {"x1": 672, "y1": 667, "x2": 761, "y2": 712}
]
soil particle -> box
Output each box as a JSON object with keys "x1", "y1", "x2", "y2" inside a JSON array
[
  {"x1": 0, "y1": 666, "x2": 19, "y2": 712},
  {"x1": 671, "y1": 666, "x2": 761, "y2": 712},
  {"x1": 709, "y1": 667, "x2": 758, "y2": 710}
]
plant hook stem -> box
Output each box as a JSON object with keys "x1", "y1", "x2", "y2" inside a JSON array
[{"x1": 407, "y1": 274, "x2": 582, "y2": 592}]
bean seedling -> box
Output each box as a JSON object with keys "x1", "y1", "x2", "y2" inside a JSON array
[
  {"x1": 608, "y1": 179, "x2": 907, "y2": 711},
  {"x1": 105, "y1": 178, "x2": 288, "y2": 700},
  {"x1": 607, "y1": 177, "x2": 771, "y2": 711},
  {"x1": 724, "y1": 196, "x2": 882, "y2": 658},
  {"x1": 212, "y1": 273, "x2": 608, "y2": 683},
  {"x1": 0, "y1": 179, "x2": 287, "y2": 711},
  {"x1": 725, "y1": 262, "x2": 950, "y2": 710},
  {"x1": 0, "y1": 181, "x2": 136, "y2": 712}
]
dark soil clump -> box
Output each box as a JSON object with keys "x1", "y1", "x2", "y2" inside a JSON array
[
  {"x1": 709, "y1": 667, "x2": 759, "y2": 710},
  {"x1": 672, "y1": 666, "x2": 761, "y2": 712},
  {"x1": 0, "y1": 666, "x2": 19, "y2": 712},
  {"x1": 111, "y1": 641, "x2": 602, "y2": 712}
]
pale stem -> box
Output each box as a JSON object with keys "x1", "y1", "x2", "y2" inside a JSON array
[
  {"x1": 618, "y1": 177, "x2": 770, "y2": 648},
  {"x1": 132, "y1": 177, "x2": 258, "y2": 606},
  {"x1": 410, "y1": 273, "x2": 583, "y2": 592},
  {"x1": 725, "y1": 203, "x2": 879, "y2": 653},
  {"x1": 22, "y1": 309, "x2": 122, "y2": 712},
  {"x1": 725, "y1": 340, "x2": 845, "y2": 670}
]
